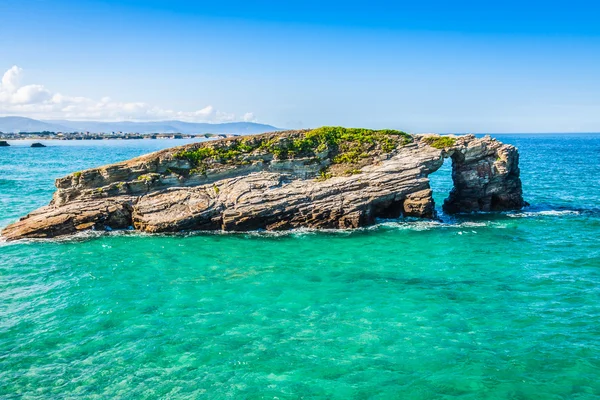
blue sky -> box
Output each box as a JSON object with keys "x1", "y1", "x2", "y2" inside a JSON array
[{"x1": 1, "y1": 0, "x2": 599, "y2": 132}]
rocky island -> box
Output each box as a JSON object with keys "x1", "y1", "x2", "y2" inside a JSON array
[{"x1": 2, "y1": 127, "x2": 526, "y2": 241}]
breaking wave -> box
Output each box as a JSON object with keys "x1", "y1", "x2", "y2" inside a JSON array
[{"x1": 2, "y1": 203, "x2": 597, "y2": 246}]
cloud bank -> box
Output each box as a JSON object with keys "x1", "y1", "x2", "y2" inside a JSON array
[{"x1": 0, "y1": 66, "x2": 255, "y2": 122}]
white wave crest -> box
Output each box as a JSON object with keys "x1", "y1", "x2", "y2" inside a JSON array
[{"x1": 507, "y1": 210, "x2": 581, "y2": 218}]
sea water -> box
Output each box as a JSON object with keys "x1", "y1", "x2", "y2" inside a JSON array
[{"x1": 1, "y1": 135, "x2": 599, "y2": 398}]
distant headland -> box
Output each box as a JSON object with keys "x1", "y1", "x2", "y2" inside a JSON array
[{"x1": 0, "y1": 116, "x2": 282, "y2": 140}]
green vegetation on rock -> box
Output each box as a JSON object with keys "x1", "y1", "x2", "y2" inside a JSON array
[
  {"x1": 344, "y1": 168, "x2": 363, "y2": 176},
  {"x1": 137, "y1": 173, "x2": 159, "y2": 184},
  {"x1": 423, "y1": 136, "x2": 456, "y2": 149},
  {"x1": 316, "y1": 167, "x2": 333, "y2": 181},
  {"x1": 174, "y1": 127, "x2": 412, "y2": 177}
]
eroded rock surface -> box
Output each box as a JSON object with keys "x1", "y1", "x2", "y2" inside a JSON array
[{"x1": 2, "y1": 128, "x2": 526, "y2": 240}]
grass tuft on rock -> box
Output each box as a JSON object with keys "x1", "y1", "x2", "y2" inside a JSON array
[{"x1": 423, "y1": 136, "x2": 456, "y2": 149}]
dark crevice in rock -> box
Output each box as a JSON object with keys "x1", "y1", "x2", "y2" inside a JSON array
[{"x1": 371, "y1": 198, "x2": 405, "y2": 220}]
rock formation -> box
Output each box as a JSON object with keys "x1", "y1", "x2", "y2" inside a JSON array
[
  {"x1": 0, "y1": 141, "x2": 9, "y2": 147},
  {"x1": 30, "y1": 142, "x2": 46, "y2": 148},
  {"x1": 1, "y1": 127, "x2": 526, "y2": 240}
]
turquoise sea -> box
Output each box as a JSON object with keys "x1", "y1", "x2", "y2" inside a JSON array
[{"x1": 1, "y1": 135, "x2": 599, "y2": 399}]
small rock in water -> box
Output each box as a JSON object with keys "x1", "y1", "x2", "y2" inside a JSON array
[
  {"x1": 31, "y1": 142, "x2": 46, "y2": 148},
  {"x1": 0, "y1": 141, "x2": 9, "y2": 147}
]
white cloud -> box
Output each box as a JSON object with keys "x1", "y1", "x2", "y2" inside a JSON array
[
  {"x1": 1, "y1": 66, "x2": 21, "y2": 92},
  {"x1": 0, "y1": 66, "x2": 255, "y2": 122},
  {"x1": 242, "y1": 112, "x2": 257, "y2": 122}
]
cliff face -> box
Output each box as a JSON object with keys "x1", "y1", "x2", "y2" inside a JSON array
[{"x1": 1, "y1": 128, "x2": 526, "y2": 240}]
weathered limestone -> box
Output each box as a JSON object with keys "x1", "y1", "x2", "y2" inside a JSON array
[
  {"x1": 443, "y1": 135, "x2": 525, "y2": 213},
  {"x1": 1, "y1": 130, "x2": 526, "y2": 240}
]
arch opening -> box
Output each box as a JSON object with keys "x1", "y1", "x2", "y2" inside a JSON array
[{"x1": 427, "y1": 153, "x2": 455, "y2": 219}]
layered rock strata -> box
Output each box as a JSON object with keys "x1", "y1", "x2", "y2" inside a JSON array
[{"x1": 2, "y1": 128, "x2": 526, "y2": 240}]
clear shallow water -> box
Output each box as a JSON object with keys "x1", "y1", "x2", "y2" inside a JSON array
[{"x1": 1, "y1": 135, "x2": 599, "y2": 398}]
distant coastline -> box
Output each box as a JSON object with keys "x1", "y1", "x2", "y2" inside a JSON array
[
  {"x1": 0, "y1": 132, "x2": 238, "y2": 141},
  {"x1": 0, "y1": 116, "x2": 281, "y2": 136}
]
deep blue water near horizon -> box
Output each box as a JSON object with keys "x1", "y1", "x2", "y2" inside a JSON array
[{"x1": 1, "y1": 135, "x2": 599, "y2": 398}]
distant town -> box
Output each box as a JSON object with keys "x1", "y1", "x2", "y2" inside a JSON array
[{"x1": 0, "y1": 131, "x2": 239, "y2": 141}]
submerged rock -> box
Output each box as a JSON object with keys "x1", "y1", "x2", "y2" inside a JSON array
[
  {"x1": 31, "y1": 142, "x2": 46, "y2": 148},
  {"x1": 0, "y1": 141, "x2": 9, "y2": 147},
  {"x1": 1, "y1": 127, "x2": 526, "y2": 240}
]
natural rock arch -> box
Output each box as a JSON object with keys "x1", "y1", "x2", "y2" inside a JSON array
[
  {"x1": 441, "y1": 137, "x2": 525, "y2": 214},
  {"x1": 384, "y1": 134, "x2": 525, "y2": 219}
]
